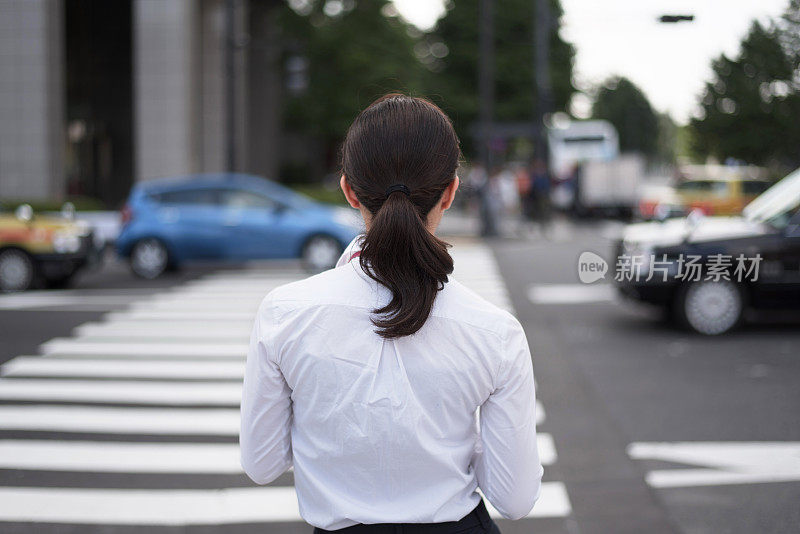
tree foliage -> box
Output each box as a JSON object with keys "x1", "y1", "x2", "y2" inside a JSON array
[
  {"x1": 591, "y1": 76, "x2": 659, "y2": 158},
  {"x1": 277, "y1": 0, "x2": 576, "y2": 173},
  {"x1": 278, "y1": 0, "x2": 428, "y2": 169},
  {"x1": 430, "y1": 0, "x2": 575, "y2": 157},
  {"x1": 689, "y1": 1, "x2": 800, "y2": 167}
]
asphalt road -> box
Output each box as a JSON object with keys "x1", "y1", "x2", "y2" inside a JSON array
[
  {"x1": 490, "y1": 220, "x2": 800, "y2": 534},
  {"x1": 0, "y1": 221, "x2": 798, "y2": 533}
]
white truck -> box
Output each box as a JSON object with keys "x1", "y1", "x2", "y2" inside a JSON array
[
  {"x1": 578, "y1": 154, "x2": 646, "y2": 217},
  {"x1": 548, "y1": 119, "x2": 645, "y2": 216}
]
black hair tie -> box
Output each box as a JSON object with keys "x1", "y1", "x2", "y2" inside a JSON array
[{"x1": 384, "y1": 183, "x2": 411, "y2": 199}]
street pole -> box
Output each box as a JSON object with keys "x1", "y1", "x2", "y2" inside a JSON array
[
  {"x1": 478, "y1": 0, "x2": 498, "y2": 236},
  {"x1": 225, "y1": 0, "x2": 237, "y2": 172},
  {"x1": 533, "y1": 0, "x2": 553, "y2": 165}
]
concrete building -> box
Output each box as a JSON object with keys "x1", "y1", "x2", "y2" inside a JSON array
[{"x1": 0, "y1": 0, "x2": 282, "y2": 207}]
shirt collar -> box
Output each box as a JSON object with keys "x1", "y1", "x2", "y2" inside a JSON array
[{"x1": 335, "y1": 234, "x2": 366, "y2": 268}]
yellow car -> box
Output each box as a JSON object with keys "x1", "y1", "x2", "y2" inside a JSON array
[
  {"x1": 675, "y1": 177, "x2": 771, "y2": 216},
  {"x1": 0, "y1": 203, "x2": 96, "y2": 291}
]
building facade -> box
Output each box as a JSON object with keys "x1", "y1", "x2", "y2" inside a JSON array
[{"x1": 0, "y1": 0, "x2": 281, "y2": 207}]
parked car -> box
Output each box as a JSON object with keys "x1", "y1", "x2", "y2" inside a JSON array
[
  {"x1": 116, "y1": 173, "x2": 363, "y2": 278},
  {"x1": 0, "y1": 202, "x2": 97, "y2": 291},
  {"x1": 615, "y1": 167, "x2": 800, "y2": 335},
  {"x1": 674, "y1": 176, "x2": 771, "y2": 216}
]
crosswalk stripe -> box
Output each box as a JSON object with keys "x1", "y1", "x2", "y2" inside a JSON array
[
  {"x1": 152, "y1": 294, "x2": 272, "y2": 306},
  {"x1": 0, "y1": 369, "x2": 545, "y2": 422},
  {"x1": 0, "y1": 482, "x2": 571, "y2": 524},
  {"x1": 105, "y1": 310, "x2": 256, "y2": 321},
  {"x1": 40, "y1": 339, "x2": 248, "y2": 358},
  {"x1": 131, "y1": 300, "x2": 263, "y2": 311},
  {"x1": 201, "y1": 272, "x2": 304, "y2": 280},
  {"x1": 0, "y1": 403, "x2": 537, "y2": 440},
  {"x1": 537, "y1": 432, "x2": 556, "y2": 465},
  {"x1": 0, "y1": 295, "x2": 136, "y2": 310},
  {"x1": 1, "y1": 357, "x2": 245, "y2": 380},
  {"x1": 0, "y1": 485, "x2": 301, "y2": 525},
  {"x1": 74, "y1": 321, "x2": 253, "y2": 338},
  {"x1": 0, "y1": 440, "x2": 244, "y2": 473},
  {"x1": 0, "y1": 379, "x2": 242, "y2": 405},
  {"x1": 536, "y1": 400, "x2": 545, "y2": 425},
  {"x1": 0, "y1": 405, "x2": 240, "y2": 435},
  {"x1": 0, "y1": 434, "x2": 559, "y2": 473},
  {"x1": 528, "y1": 284, "x2": 615, "y2": 304},
  {"x1": 70, "y1": 333, "x2": 248, "y2": 343},
  {"x1": 0, "y1": 376, "x2": 546, "y2": 424}
]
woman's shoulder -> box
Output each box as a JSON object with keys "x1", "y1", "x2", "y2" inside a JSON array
[
  {"x1": 433, "y1": 277, "x2": 522, "y2": 339},
  {"x1": 255, "y1": 263, "x2": 378, "y2": 316}
]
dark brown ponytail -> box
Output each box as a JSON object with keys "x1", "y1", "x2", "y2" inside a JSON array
[{"x1": 342, "y1": 94, "x2": 461, "y2": 339}]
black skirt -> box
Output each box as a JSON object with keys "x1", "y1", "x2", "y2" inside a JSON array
[{"x1": 312, "y1": 499, "x2": 501, "y2": 534}]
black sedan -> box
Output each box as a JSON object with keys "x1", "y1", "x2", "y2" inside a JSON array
[{"x1": 615, "y1": 168, "x2": 800, "y2": 335}]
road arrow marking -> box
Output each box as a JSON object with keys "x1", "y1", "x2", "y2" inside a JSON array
[{"x1": 627, "y1": 441, "x2": 800, "y2": 488}]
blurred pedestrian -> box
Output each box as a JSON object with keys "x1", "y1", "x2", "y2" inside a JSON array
[
  {"x1": 495, "y1": 165, "x2": 521, "y2": 218},
  {"x1": 528, "y1": 158, "x2": 552, "y2": 236},
  {"x1": 241, "y1": 94, "x2": 543, "y2": 533}
]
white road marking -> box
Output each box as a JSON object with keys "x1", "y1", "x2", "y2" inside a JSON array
[
  {"x1": 0, "y1": 405, "x2": 240, "y2": 435},
  {"x1": 148, "y1": 294, "x2": 267, "y2": 304},
  {"x1": 1, "y1": 357, "x2": 245, "y2": 380},
  {"x1": 0, "y1": 486, "x2": 301, "y2": 525},
  {"x1": 131, "y1": 299, "x2": 262, "y2": 311},
  {"x1": 105, "y1": 310, "x2": 256, "y2": 321},
  {"x1": 0, "y1": 440, "x2": 245, "y2": 473},
  {"x1": 0, "y1": 434, "x2": 558, "y2": 473},
  {"x1": 74, "y1": 321, "x2": 252, "y2": 339},
  {"x1": 537, "y1": 432, "x2": 557, "y2": 465},
  {"x1": 201, "y1": 272, "x2": 305, "y2": 280},
  {"x1": 627, "y1": 441, "x2": 800, "y2": 488},
  {"x1": 528, "y1": 284, "x2": 615, "y2": 304},
  {"x1": 40, "y1": 339, "x2": 248, "y2": 358},
  {"x1": 0, "y1": 379, "x2": 242, "y2": 405},
  {"x1": 451, "y1": 247, "x2": 514, "y2": 311},
  {"x1": 0, "y1": 482, "x2": 570, "y2": 524},
  {"x1": 484, "y1": 482, "x2": 571, "y2": 519},
  {"x1": 0, "y1": 295, "x2": 136, "y2": 310},
  {"x1": 70, "y1": 333, "x2": 248, "y2": 343}
]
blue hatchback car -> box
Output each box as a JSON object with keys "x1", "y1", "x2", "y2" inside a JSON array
[{"x1": 116, "y1": 173, "x2": 363, "y2": 278}]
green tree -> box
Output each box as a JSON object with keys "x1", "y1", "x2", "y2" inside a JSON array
[
  {"x1": 655, "y1": 112, "x2": 679, "y2": 163},
  {"x1": 689, "y1": 2, "x2": 800, "y2": 167},
  {"x1": 278, "y1": 0, "x2": 428, "y2": 176},
  {"x1": 591, "y1": 76, "x2": 659, "y2": 158},
  {"x1": 430, "y1": 0, "x2": 575, "y2": 157}
]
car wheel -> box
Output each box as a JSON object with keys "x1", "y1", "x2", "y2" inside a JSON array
[
  {"x1": 675, "y1": 280, "x2": 744, "y2": 335},
  {"x1": 0, "y1": 249, "x2": 35, "y2": 292},
  {"x1": 130, "y1": 238, "x2": 170, "y2": 279},
  {"x1": 302, "y1": 235, "x2": 342, "y2": 272}
]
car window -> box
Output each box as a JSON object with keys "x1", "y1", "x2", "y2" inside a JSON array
[
  {"x1": 677, "y1": 181, "x2": 711, "y2": 192},
  {"x1": 709, "y1": 182, "x2": 729, "y2": 197},
  {"x1": 156, "y1": 189, "x2": 218, "y2": 206},
  {"x1": 744, "y1": 168, "x2": 800, "y2": 226},
  {"x1": 219, "y1": 189, "x2": 277, "y2": 210},
  {"x1": 677, "y1": 181, "x2": 728, "y2": 196},
  {"x1": 742, "y1": 181, "x2": 769, "y2": 195}
]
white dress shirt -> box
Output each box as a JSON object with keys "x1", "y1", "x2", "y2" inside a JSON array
[{"x1": 240, "y1": 235, "x2": 543, "y2": 530}]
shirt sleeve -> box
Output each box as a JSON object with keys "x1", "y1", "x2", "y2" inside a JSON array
[
  {"x1": 240, "y1": 296, "x2": 293, "y2": 484},
  {"x1": 474, "y1": 319, "x2": 544, "y2": 520}
]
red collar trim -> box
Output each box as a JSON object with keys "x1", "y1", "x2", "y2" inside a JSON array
[{"x1": 348, "y1": 250, "x2": 361, "y2": 263}]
